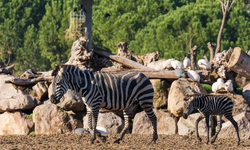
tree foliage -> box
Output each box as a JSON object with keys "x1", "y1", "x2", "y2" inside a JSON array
[{"x1": 0, "y1": 0, "x2": 250, "y2": 75}]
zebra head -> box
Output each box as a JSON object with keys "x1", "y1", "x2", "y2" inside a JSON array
[
  {"x1": 50, "y1": 65, "x2": 68, "y2": 104},
  {"x1": 183, "y1": 94, "x2": 194, "y2": 119}
]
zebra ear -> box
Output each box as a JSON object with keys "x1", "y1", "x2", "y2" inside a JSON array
[
  {"x1": 59, "y1": 67, "x2": 65, "y2": 76},
  {"x1": 51, "y1": 64, "x2": 60, "y2": 76},
  {"x1": 184, "y1": 94, "x2": 193, "y2": 101}
]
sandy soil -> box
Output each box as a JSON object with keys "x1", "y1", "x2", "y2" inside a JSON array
[{"x1": 0, "y1": 133, "x2": 249, "y2": 150}]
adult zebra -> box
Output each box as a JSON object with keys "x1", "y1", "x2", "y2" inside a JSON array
[
  {"x1": 50, "y1": 65, "x2": 158, "y2": 144},
  {"x1": 183, "y1": 94, "x2": 240, "y2": 145}
]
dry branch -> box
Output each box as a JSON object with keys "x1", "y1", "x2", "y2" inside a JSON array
[
  {"x1": 93, "y1": 47, "x2": 150, "y2": 70},
  {"x1": 0, "y1": 64, "x2": 15, "y2": 75}
]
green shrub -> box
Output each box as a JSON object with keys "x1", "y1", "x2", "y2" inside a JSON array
[
  {"x1": 202, "y1": 84, "x2": 212, "y2": 93},
  {"x1": 235, "y1": 88, "x2": 243, "y2": 95},
  {"x1": 26, "y1": 113, "x2": 33, "y2": 119},
  {"x1": 29, "y1": 131, "x2": 35, "y2": 135}
]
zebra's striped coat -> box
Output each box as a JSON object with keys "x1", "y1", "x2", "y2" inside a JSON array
[
  {"x1": 183, "y1": 94, "x2": 240, "y2": 145},
  {"x1": 50, "y1": 65, "x2": 158, "y2": 143}
]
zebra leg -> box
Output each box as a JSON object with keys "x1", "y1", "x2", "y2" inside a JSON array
[
  {"x1": 211, "y1": 115, "x2": 222, "y2": 144},
  {"x1": 205, "y1": 115, "x2": 210, "y2": 144},
  {"x1": 195, "y1": 114, "x2": 204, "y2": 142},
  {"x1": 140, "y1": 105, "x2": 158, "y2": 143},
  {"x1": 86, "y1": 107, "x2": 93, "y2": 130},
  {"x1": 225, "y1": 115, "x2": 240, "y2": 146},
  {"x1": 114, "y1": 109, "x2": 133, "y2": 144},
  {"x1": 90, "y1": 107, "x2": 102, "y2": 144}
]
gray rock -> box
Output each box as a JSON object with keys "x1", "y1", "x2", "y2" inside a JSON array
[
  {"x1": 133, "y1": 109, "x2": 177, "y2": 135},
  {"x1": 0, "y1": 74, "x2": 39, "y2": 113},
  {"x1": 33, "y1": 101, "x2": 82, "y2": 134},
  {"x1": 168, "y1": 78, "x2": 207, "y2": 117},
  {"x1": 74, "y1": 128, "x2": 92, "y2": 134},
  {"x1": 48, "y1": 84, "x2": 85, "y2": 112},
  {"x1": 218, "y1": 112, "x2": 250, "y2": 139},
  {"x1": 0, "y1": 111, "x2": 34, "y2": 135},
  {"x1": 178, "y1": 113, "x2": 207, "y2": 136},
  {"x1": 83, "y1": 112, "x2": 124, "y2": 134}
]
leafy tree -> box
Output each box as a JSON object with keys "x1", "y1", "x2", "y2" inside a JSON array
[{"x1": 38, "y1": 0, "x2": 79, "y2": 68}]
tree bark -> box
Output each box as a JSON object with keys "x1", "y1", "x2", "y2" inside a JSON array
[
  {"x1": 190, "y1": 45, "x2": 197, "y2": 70},
  {"x1": 0, "y1": 63, "x2": 15, "y2": 75},
  {"x1": 207, "y1": 42, "x2": 215, "y2": 62},
  {"x1": 227, "y1": 47, "x2": 250, "y2": 79},
  {"x1": 93, "y1": 46, "x2": 150, "y2": 70},
  {"x1": 215, "y1": 0, "x2": 235, "y2": 56}
]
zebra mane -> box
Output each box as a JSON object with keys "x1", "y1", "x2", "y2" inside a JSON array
[
  {"x1": 184, "y1": 93, "x2": 205, "y2": 101},
  {"x1": 51, "y1": 64, "x2": 82, "y2": 76}
]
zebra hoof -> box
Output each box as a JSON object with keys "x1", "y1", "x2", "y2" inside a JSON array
[
  {"x1": 198, "y1": 138, "x2": 202, "y2": 142},
  {"x1": 91, "y1": 138, "x2": 96, "y2": 144},
  {"x1": 211, "y1": 139, "x2": 215, "y2": 144},
  {"x1": 101, "y1": 136, "x2": 106, "y2": 143},
  {"x1": 114, "y1": 139, "x2": 121, "y2": 144}
]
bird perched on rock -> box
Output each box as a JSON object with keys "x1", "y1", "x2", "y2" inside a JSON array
[
  {"x1": 171, "y1": 60, "x2": 184, "y2": 69},
  {"x1": 198, "y1": 59, "x2": 212, "y2": 70},
  {"x1": 187, "y1": 67, "x2": 200, "y2": 84},
  {"x1": 212, "y1": 78, "x2": 224, "y2": 93},
  {"x1": 183, "y1": 57, "x2": 191, "y2": 69},
  {"x1": 224, "y1": 80, "x2": 233, "y2": 93},
  {"x1": 175, "y1": 68, "x2": 186, "y2": 78}
]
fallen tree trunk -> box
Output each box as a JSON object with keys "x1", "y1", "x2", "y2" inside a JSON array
[
  {"x1": 5, "y1": 71, "x2": 53, "y2": 86},
  {"x1": 0, "y1": 64, "x2": 15, "y2": 75},
  {"x1": 93, "y1": 47, "x2": 150, "y2": 69},
  {"x1": 101, "y1": 67, "x2": 209, "y2": 80},
  {"x1": 227, "y1": 47, "x2": 250, "y2": 79}
]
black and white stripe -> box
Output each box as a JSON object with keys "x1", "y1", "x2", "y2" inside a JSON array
[
  {"x1": 50, "y1": 65, "x2": 158, "y2": 144},
  {"x1": 183, "y1": 94, "x2": 240, "y2": 145}
]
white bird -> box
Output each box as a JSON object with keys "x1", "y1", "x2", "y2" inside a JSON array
[
  {"x1": 96, "y1": 126, "x2": 109, "y2": 134},
  {"x1": 171, "y1": 60, "x2": 184, "y2": 69},
  {"x1": 198, "y1": 59, "x2": 212, "y2": 70},
  {"x1": 224, "y1": 80, "x2": 233, "y2": 93},
  {"x1": 183, "y1": 57, "x2": 191, "y2": 69},
  {"x1": 147, "y1": 58, "x2": 174, "y2": 70},
  {"x1": 212, "y1": 78, "x2": 224, "y2": 93},
  {"x1": 187, "y1": 67, "x2": 200, "y2": 84}
]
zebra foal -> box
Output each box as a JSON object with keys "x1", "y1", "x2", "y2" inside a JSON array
[
  {"x1": 182, "y1": 94, "x2": 240, "y2": 145},
  {"x1": 50, "y1": 65, "x2": 158, "y2": 144}
]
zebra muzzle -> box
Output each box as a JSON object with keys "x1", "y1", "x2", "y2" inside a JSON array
[
  {"x1": 50, "y1": 95, "x2": 59, "y2": 104},
  {"x1": 183, "y1": 114, "x2": 188, "y2": 119}
]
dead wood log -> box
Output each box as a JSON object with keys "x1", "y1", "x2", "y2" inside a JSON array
[
  {"x1": 227, "y1": 47, "x2": 250, "y2": 79},
  {"x1": 101, "y1": 67, "x2": 209, "y2": 80},
  {"x1": 93, "y1": 47, "x2": 150, "y2": 70},
  {"x1": 0, "y1": 64, "x2": 15, "y2": 75},
  {"x1": 5, "y1": 77, "x2": 53, "y2": 86},
  {"x1": 5, "y1": 70, "x2": 53, "y2": 86}
]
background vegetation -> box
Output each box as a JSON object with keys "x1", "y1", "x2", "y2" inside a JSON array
[{"x1": 0, "y1": 0, "x2": 250, "y2": 75}]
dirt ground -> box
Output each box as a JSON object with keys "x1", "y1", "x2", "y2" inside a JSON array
[{"x1": 0, "y1": 133, "x2": 249, "y2": 150}]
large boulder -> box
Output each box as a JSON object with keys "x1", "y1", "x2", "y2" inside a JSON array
[
  {"x1": 0, "y1": 74, "x2": 40, "y2": 113},
  {"x1": 243, "y1": 82, "x2": 250, "y2": 105},
  {"x1": 132, "y1": 109, "x2": 177, "y2": 135},
  {"x1": 32, "y1": 81, "x2": 49, "y2": 101},
  {"x1": 48, "y1": 84, "x2": 85, "y2": 112},
  {"x1": 33, "y1": 101, "x2": 82, "y2": 134},
  {"x1": 218, "y1": 112, "x2": 250, "y2": 139},
  {"x1": 0, "y1": 111, "x2": 34, "y2": 135},
  {"x1": 178, "y1": 113, "x2": 207, "y2": 136},
  {"x1": 150, "y1": 79, "x2": 169, "y2": 109},
  {"x1": 83, "y1": 112, "x2": 124, "y2": 134},
  {"x1": 168, "y1": 78, "x2": 207, "y2": 117}
]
